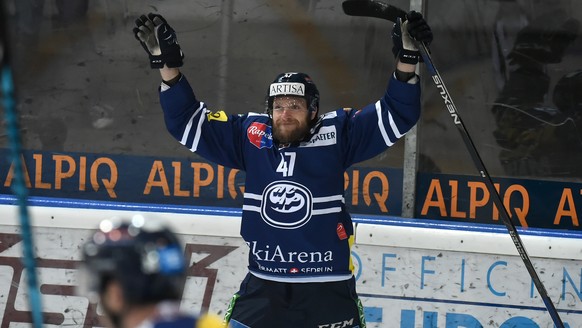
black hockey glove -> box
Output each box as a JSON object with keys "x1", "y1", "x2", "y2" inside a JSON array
[
  {"x1": 391, "y1": 11, "x2": 433, "y2": 65},
  {"x1": 133, "y1": 13, "x2": 184, "y2": 69}
]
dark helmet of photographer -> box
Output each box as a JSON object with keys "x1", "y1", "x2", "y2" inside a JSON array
[{"x1": 81, "y1": 215, "x2": 186, "y2": 305}]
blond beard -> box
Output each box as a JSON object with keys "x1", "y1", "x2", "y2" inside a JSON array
[{"x1": 273, "y1": 123, "x2": 311, "y2": 145}]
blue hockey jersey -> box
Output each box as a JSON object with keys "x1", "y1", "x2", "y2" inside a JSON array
[{"x1": 159, "y1": 74, "x2": 421, "y2": 282}]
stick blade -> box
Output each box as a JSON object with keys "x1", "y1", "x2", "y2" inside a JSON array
[{"x1": 342, "y1": 0, "x2": 406, "y2": 23}]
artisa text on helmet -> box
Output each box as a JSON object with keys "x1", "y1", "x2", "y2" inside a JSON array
[{"x1": 270, "y1": 83, "x2": 305, "y2": 97}]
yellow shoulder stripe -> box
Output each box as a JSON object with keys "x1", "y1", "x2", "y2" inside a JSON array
[{"x1": 207, "y1": 111, "x2": 228, "y2": 122}]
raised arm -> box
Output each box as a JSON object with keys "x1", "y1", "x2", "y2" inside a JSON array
[
  {"x1": 392, "y1": 11, "x2": 433, "y2": 81},
  {"x1": 133, "y1": 13, "x2": 183, "y2": 84}
]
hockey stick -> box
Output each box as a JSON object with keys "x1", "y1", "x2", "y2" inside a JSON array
[
  {"x1": 343, "y1": 0, "x2": 566, "y2": 327},
  {"x1": 342, "y1": 0, "x2": 406, "y2": 22},
  {"x1": 0, "y1": 3, "x2": 44, "y2": 327}
]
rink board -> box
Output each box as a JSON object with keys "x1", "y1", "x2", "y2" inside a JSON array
[
  {"x1": 0, "y1": 204, "x2": 580, "y2": 327},
  {"x1": 1, "y1": 149, "x2": 581, "y2": 231}
]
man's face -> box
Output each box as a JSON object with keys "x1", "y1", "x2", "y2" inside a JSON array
[{"x1": 272, "y1": 96, "x2": 315, "y2": 144}]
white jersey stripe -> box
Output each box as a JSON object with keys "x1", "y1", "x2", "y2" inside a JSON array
[
  {"x1": 250, "y1": 271, "x2": 352, "y2": 283},
  {"x1": 388, "y1": 109, "x2": 404, "y2": 139},
  {"x1": 313, "y1": 195, "x2": 344, "y2": 203},
  {"x1": 247, "y1": 112, "x2": 270, "y2": 117},
  {"x1": 244, "y1": 193, "x2": 344, "y2": 203},
  {"x1": 243, "y1": 205, "x2": 341, "y2": 216},
  {"x1": 376, "y1": 101, "x2": 394, "y2": 147},
  {"x1": 189, "y1": 102, "x2": 207, "y2": 152},
  {"x1": 244, "y1": 193, "x2": 262, "y2": 200},
  {"x1": 312, "y1": 207, "x2": 342, "y2": 215},
  {"x1": 180, "y1": 106, "x2": 199, "y2": 145},
  {"x1": 242, "y1": 205, "x2": 261, "y2": 212}
]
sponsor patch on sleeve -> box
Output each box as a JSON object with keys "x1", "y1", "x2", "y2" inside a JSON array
[
  {"x1": 247, "y1": 122, "x2": 274, "y2": 149},
  {"x1": 207, "y1": 110, "x2": 228, "y2": 122}
]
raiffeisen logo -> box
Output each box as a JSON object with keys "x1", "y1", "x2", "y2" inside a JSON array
[{"x1": 261, "y1": 180, "x2": 313, "y2": 229}]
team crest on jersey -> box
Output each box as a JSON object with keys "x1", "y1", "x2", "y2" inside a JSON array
[
  {"x1": 247, "y1": 122, "x2": 273, "y2": 149},
  {"x1": 261, "y1": 180, "x2": 313, "y2": 229}
]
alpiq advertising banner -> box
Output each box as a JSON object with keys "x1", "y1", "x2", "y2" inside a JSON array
[
  {"x1": 416, "y1": 172, "x2": 582, "y2": 230},
  {"x1": 0, "y1": 149, "x2": 403, "y2": 215},
  {"x1": 0, "y1": 149, "x2": 581, "y2": 231}
]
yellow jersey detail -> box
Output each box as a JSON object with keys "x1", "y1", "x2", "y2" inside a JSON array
[
  {"x1": 197, "y1": 313, "x2": 227, "y2": 328},
  {"x1": 348, "y1": 235, "x2": 355, "y2": 273},
  {"x1": 207, "y1": 111, "x2": 228, "y2": 122}
]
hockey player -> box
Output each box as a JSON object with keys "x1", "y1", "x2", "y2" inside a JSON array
[
  {"x1": 134, "y1": 11, "x2": 432, "y2": 328},
  {"x1": 80, "y1": 216, "x2": 225, "y2": 328}
]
